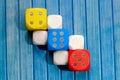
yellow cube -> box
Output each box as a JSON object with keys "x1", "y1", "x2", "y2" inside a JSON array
[{"x1": 25, "y1": 8, "x2": 47, "y2": 31}]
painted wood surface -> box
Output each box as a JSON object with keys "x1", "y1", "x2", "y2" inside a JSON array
[
  {"x1": 6, "y1": 0, "x2": 20, "y2": 80},
  {"x1": 0, "y1": 0, "x2": 120, "y2": 80},
  {"x1": 19, "y1": 0, "x2": 33, "y2": 80},
  {"x1": 0, "y1": 0, "x2": 6, "y2": 80}
]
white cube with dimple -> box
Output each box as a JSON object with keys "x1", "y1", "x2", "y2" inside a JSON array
[
  {"x1": 69, "y1": 35, "x2": 84, "y2": 49},
  {"x1": 33, "y1": 31, "x2": 47, "y2": 45},
  {"x1": 48, "y1": 15, "x2": 62, "y2": 29},
  {"x1": 53, "y1": 51, "x2": 68, "y2": 65}
]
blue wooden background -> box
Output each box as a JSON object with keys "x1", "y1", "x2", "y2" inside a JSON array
[{"x1": 0, "y1": 0, "x2": 120, "y2": 80}]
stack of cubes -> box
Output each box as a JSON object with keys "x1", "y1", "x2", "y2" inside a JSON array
[{"x1": 26, "y1": 8, "x2": 90, "y2": 71}]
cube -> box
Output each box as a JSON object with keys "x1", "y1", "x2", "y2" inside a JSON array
[
  {"x1": 48, "y1": 29, "x2": 69, "y2": 50},
  {"x1": 68, "y1": 50, "x2": 90, "y2": 71},
  {"x1": 53, "y1": 51, "x2": 68, "y2": 65},
  {"x1": 69, "y1": 35, "x2": 84, "y2": 50},
  {"x1": 48, "y1": 15, "x2": 62, "y2": 29},
  {"x1": 33, "y1": 31, "x2": 47, "y2": 45},
  {"x1": 26, "y1": 8, "x2": 47, "y2": 31}
]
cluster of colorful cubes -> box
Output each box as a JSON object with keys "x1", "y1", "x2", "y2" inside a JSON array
[{"x1": 25, "y1": 8, "x2": 90, "y2": 71}]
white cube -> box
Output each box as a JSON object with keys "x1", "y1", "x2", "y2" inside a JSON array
[
  {"x1": 53, "y1": 51, "x2": 68, "y2": 65},
  {"x1": 48, "y1": 15, "x2": 62, "y2": 29},
  {"x1": 69, "y1": 35, "x2": 84, "y2": 49},
  {"x1": 33, "y1": 31, "x2": 47, "y2": 45}
]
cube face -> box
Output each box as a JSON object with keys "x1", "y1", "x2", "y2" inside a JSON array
[
  {"x1": 33, "y1": 31, "x2": 47, "y2": 45},
  {"x1": 48, "y1": 15, "x2": 62, "y2": 29},
  {"x1": 69, "y1": 35, "x2": 84, "y2": 50},
  {"x1": 53, "y1": 51, "x2": 68, "y2": 65},
  {"x1": 48, "y1": 29, "x2": 69, "y2": 50},
  {"x1": 68, "y1": 50, "x2": 90, "y2": 71},
  {"x1": 26, "y1": 8, "x2": 47, "y2": 30}
]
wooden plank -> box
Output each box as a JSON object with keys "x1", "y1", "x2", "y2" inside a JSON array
[
  {"x1": 32, "y1": 0, "x2": 46, "y2": 8},
  {"x1": 0, "y1": 0, "x2": 7, "y2": 80},
  {"x1": 86, "y1": 0, "x2": 102, "y2": 80},
  {"x1": 32, "y1": 0, "x2": 47, "y2": 80},
  {"x1": 33, "y1": 46, "x2": 47, "y2": 80},
  {"x1": 46, "y1": 0, "x2": 61, "y2": 80},
  {"x1": 6, "y1": 0, "x2": 20, "y2": 80},
  {"x1": 99, "y1": 0, "x2": 115, "y2": 80},
  {"x1": 19, "y1": 0, "x2": 33, "y2": 80},
  {"x1": 46, "y1": 0, "x2": 59, "y2": 14},
  {"x1": 60, "y1": 0, "x2": 74, "y2": 80},
  {"x1": 113, "y1": 0, "x2": 120, "y2": 80},
  {"x1": 72, "y1": 0, "x2": 89, "y2": 80}
]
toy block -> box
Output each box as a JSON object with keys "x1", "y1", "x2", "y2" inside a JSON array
[
  {"x1": 33, "y1": 31, "x2": 47, "y2": 45},
  {"x1": 26, "y1": 8, "x2": 47, "y2": 31},
  {"x1": 53, "y1": 51, "x2": 68, "y2": 65},
  {"x1": 48, "y1": 29, "x2": 69, "y2": 50},
  {"x1": 68, "y1": 50, "x2": 90, "y2": 71},
  {"x1": 48, "y1": 15, "x2": 62, "y2": 29},
  {"x1": 69, "y1": 35, "x2": 84, "y2": 49}
]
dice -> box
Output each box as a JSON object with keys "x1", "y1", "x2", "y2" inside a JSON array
[
  {"x1": 26, "y1": 8, "x2": 47, "y2": 31},
  {"x1": 25, "y1": 7, "x2": 91, "y2": 71},
  {"x1": 69, "y1": 35, "x2": 84, "y2": 50},
  {"x1": 53, "y1": 51, "x2": 68, "y2": 65},
  {"x1": 48, "y1": 29, "x2": 69, "y2": 50},
  {"x1": 48, "y1": 15, "x2": 62, "y2": 29},
  {"x1": 33, "y1": 31, "x2": 47, "y2": 45},
  {"x1": 68, "y1": 50, "x2": 90, "y2": 71}
]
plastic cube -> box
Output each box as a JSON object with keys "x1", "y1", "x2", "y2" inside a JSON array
[
  {"x1": 48, "y1": 15, "x2": 62, "y2": 29},
  {"x1": 68, "y1": 50, "x2": 90, "y2": 71},
  {"x1": 33, "y1": 31, "x2": 47, "y2": 45},
  {"x1": 53, "y1": 51, "x2": 68, "y2": 65},
  {"x1": 69, "y1": 35, "x2": 84, "y2": 50},
  {"x1": 48, "y1": 29, "x2": 69, "y2": 50},
  {"x1": 26, "y1": 8, "x2": 47, "y2": 31}
]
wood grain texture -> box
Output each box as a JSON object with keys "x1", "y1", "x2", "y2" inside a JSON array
[
  {"x1": 19, "y1": 0, "x2": 33, "y2": 80},
  {"x1": 0, "y1": 0, "x2": 7, "y2": 80},
  {"x1": 6, "y1": 0, "x2": 20, "y2": 80},
  {"x1": 1, "y1": 0, "x2": 120, "y2": 80},
  {"x1": 86, "y1": 0, "x2": 102, "y2": 80},
  {"x1": 32, "y1": 0, "x2": 47, "y2": 80},
  {"x1": 99, "y1": 0, "x2": 115, "y2": 80},
  {"x1": 113, "y1": 0, "x2": 120, "y2": 80},
  {"x1": 46, "y1": 0, "x2": 61, "y2": 80}
]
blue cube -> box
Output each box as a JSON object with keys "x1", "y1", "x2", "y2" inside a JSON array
[{"x1": 48, "y1": 29, "x2": 69, "y2": 50}]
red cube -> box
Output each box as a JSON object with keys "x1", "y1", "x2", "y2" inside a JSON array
[{"x1": 68, "y1": 49, "x2": 90, "y2": 71}]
